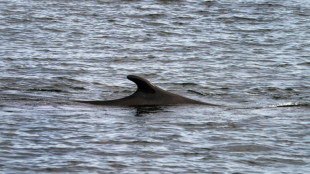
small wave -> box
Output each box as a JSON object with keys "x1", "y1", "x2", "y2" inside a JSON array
[
  {"x1": 187, "y1": 90, "x2": 204, "y2": 96},
  {"x1": 217, "y1": 144, "x2": 275, "y2": 152},
  {"x1": 27, "y1": 88, "x2": 65, "y2": 93},
  {"x1": 269, "y1": 102, "x2": 310, "y2": 108},
  {"x1": 298, "y1": 62, "x2": 310, "y2": 66}
]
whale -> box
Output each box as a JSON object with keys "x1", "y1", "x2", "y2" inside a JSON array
[{"x1": 76, "y1": 75, "x2": 217, "y2": 106}]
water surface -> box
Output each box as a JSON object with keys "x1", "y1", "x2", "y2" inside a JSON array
[{"x1": 1, "y1": 0, "x2": 310, "y2": 173}]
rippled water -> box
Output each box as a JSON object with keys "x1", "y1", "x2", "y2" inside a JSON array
[{"x1": 1, "y1": 0, "x2": 310, "y2": 173}]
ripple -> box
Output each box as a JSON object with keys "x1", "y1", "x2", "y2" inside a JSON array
[
  {"x1": 256, "y1": 157, "x2": 307, "y2": 165},
  {"x1": 217, "y1": 144, "x2": 275, "y2": 152}
]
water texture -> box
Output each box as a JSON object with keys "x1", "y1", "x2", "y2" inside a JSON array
[{"x1": 1, "y1": 0, "x2": 310, "y2": 173}]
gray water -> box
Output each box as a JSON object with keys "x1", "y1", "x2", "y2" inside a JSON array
[{"x1": 1, "y1": 0, "x2": 310, "y2": 173}]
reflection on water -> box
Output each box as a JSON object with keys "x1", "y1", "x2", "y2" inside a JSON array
[{"x1": 133, "y1": 106, "x2": 168, "y2": 117}]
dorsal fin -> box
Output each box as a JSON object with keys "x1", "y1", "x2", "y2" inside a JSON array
[{"x1": 127, "y1": 75, "x2": 156, "y2": 93}]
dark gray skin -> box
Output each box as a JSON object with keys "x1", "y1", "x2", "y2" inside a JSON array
[{"x1": 76, "y1": 75, "x2": 217, "y2": 106}]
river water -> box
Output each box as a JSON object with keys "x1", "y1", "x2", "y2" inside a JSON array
[{"x1": 1, "y1": 0, "x2": 310, "y2": 173}]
